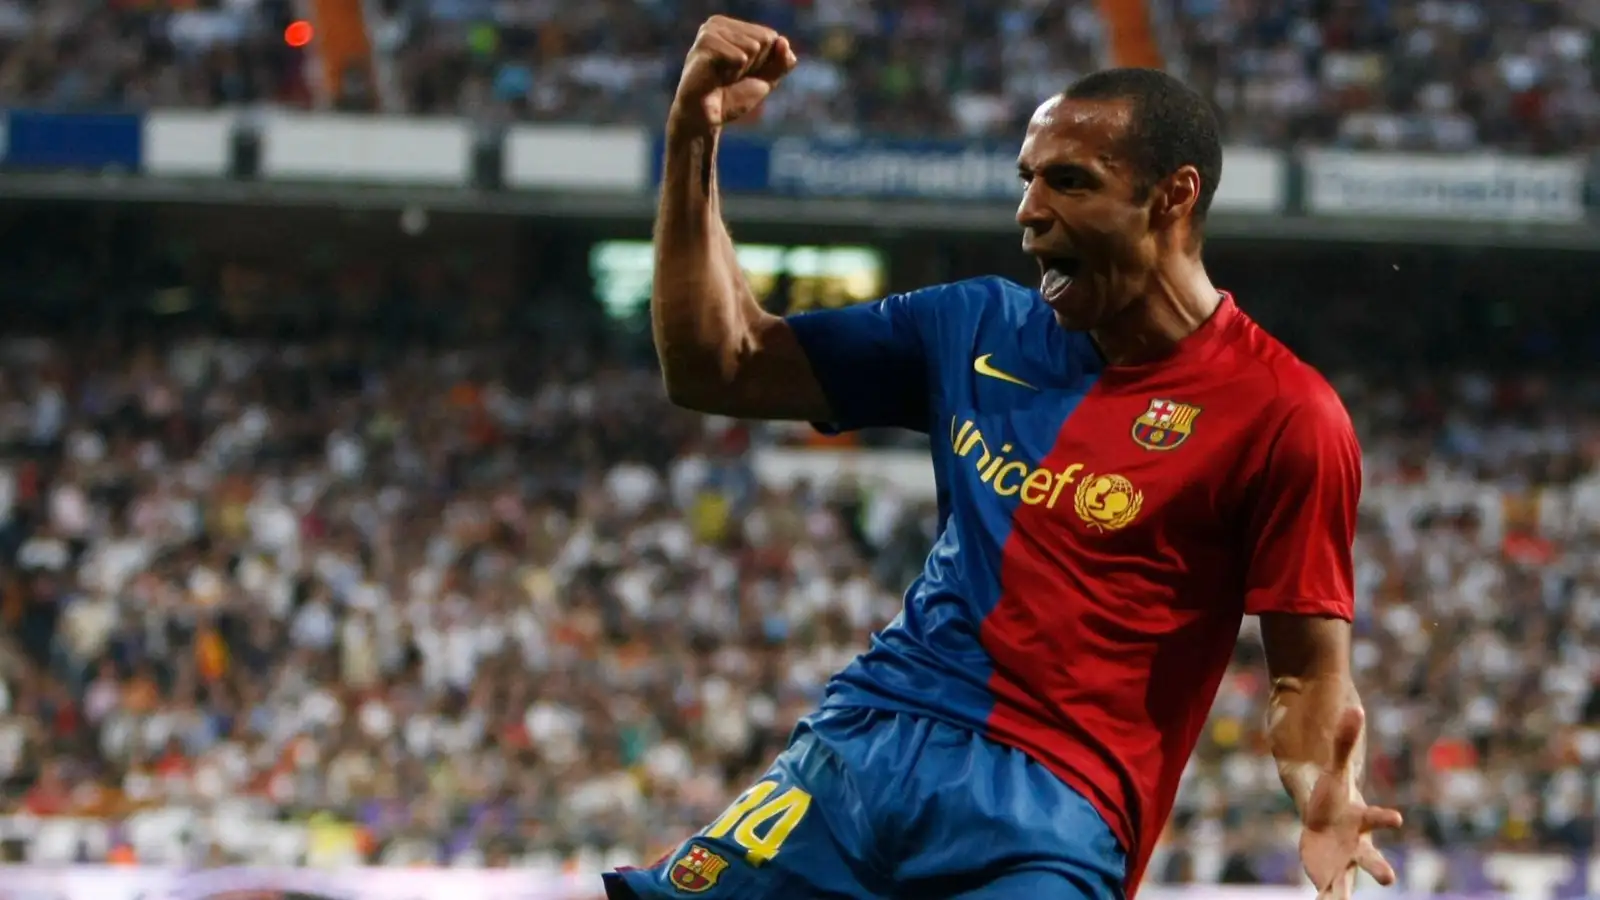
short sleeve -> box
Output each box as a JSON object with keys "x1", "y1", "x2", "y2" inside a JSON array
[
  {"x1": 785, "y1": 285, "x2": 946, "y2": 434},
  {"x1": 1242, "y1": 389, "x2": 1361, "y2": 620}
]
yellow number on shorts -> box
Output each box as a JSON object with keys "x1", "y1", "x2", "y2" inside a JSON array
[{"x1": 702, "y1": 780, "x2": 813, "y2": 866}]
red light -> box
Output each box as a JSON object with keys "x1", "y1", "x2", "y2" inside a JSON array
[{"x1": 284, "y1": 21, "x2": 313, "y2": 47}]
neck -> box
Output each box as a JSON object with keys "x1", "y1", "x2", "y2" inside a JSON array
[{"x1": 1090, "y1": 252, "x2": 1219, "y2": 366}]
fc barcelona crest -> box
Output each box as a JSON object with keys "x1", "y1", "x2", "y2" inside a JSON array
[
  {"x1": 1132, "y1": 398, "x2": 1201, "y2": 451},
  {"x1": 670, "y1": 844, "x2": 731, "y2": 893}
]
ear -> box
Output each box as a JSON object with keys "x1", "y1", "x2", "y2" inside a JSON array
[{"x1": 1152, "y1": 165, "x2": 1202, "y2": 228}]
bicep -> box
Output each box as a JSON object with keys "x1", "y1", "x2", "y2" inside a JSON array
[
  {"x1": 657, "y1": 308, "x2": 834, "y2": 421},
  {"x1": 675, "y1": 282, "x2": 957, "y2": 429},
  {"x1": 698, "y1": 296, "x2": 933, "y2": 428},
  {"x1": 713, "y1": 314, "x2": 837, "y2": 422}
]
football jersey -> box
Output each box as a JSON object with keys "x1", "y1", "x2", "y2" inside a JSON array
[{"x1": 785, "y1": 276, "x2": 1360, "y2": 893}]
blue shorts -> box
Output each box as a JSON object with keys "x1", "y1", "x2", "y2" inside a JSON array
[{"x1": 604, "y1": 706, "x2": 1127, "y2": 900}]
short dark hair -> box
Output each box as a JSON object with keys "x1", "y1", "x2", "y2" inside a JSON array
[{"x1": 1063, "y1": 68, "x2": 1222, "y2": 221}]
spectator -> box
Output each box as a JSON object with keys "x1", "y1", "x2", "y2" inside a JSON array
[{"x1": 7, "y1": 0, "x2": 1598, "y2": 152}]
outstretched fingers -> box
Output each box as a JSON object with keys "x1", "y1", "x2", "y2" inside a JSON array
[
  {"x1": 1315, "y1": 866, "x2": 1357, "y2": 900},
  {"x1": 1356, "y1": 840, "x2": 1398, "y2": 886},
  {"x1": 1362, "y1": 805, "x2": 1404, "y2": 832}
]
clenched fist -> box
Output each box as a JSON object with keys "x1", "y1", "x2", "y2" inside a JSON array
[{"x1": 671, "y1": 16, "x2": 798, "y2": 130}]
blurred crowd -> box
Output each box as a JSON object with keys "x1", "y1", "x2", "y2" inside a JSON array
[
  {"x1": 3, "y1": 0, "x2": 1599, "y2": 152},
  {"x1": 0, "y1": 0, "x2": 316, "y2": 109},
  {"x1": 0, "y1": 330, "x2": 920, "y2": 872},
  {"x1": 0, "y1": 321, "x2": 1598, "y2": 881},
  {"x1": 1176, "y1": 0, "x2": 1600, "y2": 153}
]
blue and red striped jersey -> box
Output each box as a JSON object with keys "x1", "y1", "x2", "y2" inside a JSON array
[{"x1": 786, "y1": 276, "x2": 1360, "y2": 893}]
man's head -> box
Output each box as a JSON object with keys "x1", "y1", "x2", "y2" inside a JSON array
[{"x1": 1016, "y1": 68, "x2": 1222, "y2": 330}]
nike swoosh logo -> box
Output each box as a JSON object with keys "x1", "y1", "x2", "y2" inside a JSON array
[{"x1": 973, "y1": 355, "x2": 1038, "y2": 390}]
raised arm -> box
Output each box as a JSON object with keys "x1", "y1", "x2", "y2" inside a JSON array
[
  {"x1": 1242, "y1": 386, "x2": 1402, "y2": 900},
  {"x1": 654, "y1": 16, "x2": 830, "y2": 421}
]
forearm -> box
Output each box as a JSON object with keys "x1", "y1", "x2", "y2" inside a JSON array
[
  {"x1": 653, "y1": 117, "x2": 767, "y2": 402},
  {"x1": 1267, "y1": 673, "x2": 1364, "y2": 813}
]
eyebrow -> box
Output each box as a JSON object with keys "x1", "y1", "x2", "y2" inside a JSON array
[{"x1": 1017, "y1": 162, "x2": 1103, "y2": 186}]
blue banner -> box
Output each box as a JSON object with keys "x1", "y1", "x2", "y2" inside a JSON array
[
  {"x1": 655, "y1": 133, "x2": 1287, "y2": 211},
  {"x1": 655, "y1": 133, "x2": 1020, "y2": 201},
  {"x1": 1, "y1": 110, "x2": 142, "y2": 171}
]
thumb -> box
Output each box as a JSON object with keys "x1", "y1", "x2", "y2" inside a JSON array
[
  {"x1": 714, "y1": 78, "x2": 778, "y2": 125},
  {"x1": 1329, "y1": 707, "x2": 1364, "y2": 775}
]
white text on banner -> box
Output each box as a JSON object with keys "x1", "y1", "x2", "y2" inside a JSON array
[
  {"x1": 753, "y1": 138, "x2": 1283, "y2": 210},
  {"x1": 1210, "y1": 147, "x2": 1284, "y2": 214},
  {"x1": 259, "y1": 113, "x2": 472, "y2": 185},
  {"x1": 505, "y1": 125, "x2": 648, "y2": 190},
  {"x1": 1304, "y1": 151, "x2": 1586, "y2": 222},
  {"x1": 143, "y1": 111, "x2": 237, "y2": 176}
]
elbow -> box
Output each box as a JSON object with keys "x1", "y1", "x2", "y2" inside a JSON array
[
  {"x1": 652, "y1": 322, "x2": 724, "y2": 412},
  {"x1": 657, "y1": 349, "x2": 733, "y2": 413},
  {"x1": 656, "y1": 317, "x2": 769, "y2": 414},
  {"x1": 660, "y1": 371, "x2": 716, "y2": 412}
]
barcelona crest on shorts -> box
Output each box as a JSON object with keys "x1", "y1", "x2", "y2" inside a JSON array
[
  {"x1": 670, "y1": 844, "x2": 730, "y2": 893},
  {"x1": 1131, "y1": 398, "x2": 1202, "y2": 451}
]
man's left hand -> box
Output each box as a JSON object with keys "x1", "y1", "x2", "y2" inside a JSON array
[{"x1": 1298, "y1": 708, "x2": 1404, "y2": 900}]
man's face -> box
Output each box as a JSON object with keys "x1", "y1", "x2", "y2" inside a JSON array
[{"x1": 1016, "y1": 96, "x2": 1161, "y2": 331}]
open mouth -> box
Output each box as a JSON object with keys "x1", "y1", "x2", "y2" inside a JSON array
[{"x1": 1037, "y1": 254, "x2": 1080, "y2": 303}]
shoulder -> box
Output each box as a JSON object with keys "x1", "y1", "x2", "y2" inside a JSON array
[
  {"x1": 785, "y1": 277, "x2": 1040, "y2": 365},
  {"x1": 1274, "y1": 367, "x2": 1354, "y2": 454},
  {"x1": 1220, "y1": 335, "x2": 1362, "y2": 521},
  {"x1": 877, "y1": 276, "x2": 1048, "y2": 355},
  {"x1": 1266, "y1": 369, "x2": 1359, "y2": 479},
  {"x1": 1229, "y1": 312, "x2": 1354, "y2": 445},
  {"x1": 891, "y1": 275, "x2": 1040, "y2": 321}
]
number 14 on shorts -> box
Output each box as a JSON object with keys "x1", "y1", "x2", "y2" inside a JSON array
[{"x1": 701, "y1": 779, "x2": 814, "y2": 865}]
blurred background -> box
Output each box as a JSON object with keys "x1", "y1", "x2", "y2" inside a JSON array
[{"x1": 1, "y1": 1, "x2": 1599, "y2": 899}]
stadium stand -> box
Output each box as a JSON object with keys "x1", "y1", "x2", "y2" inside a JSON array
[
  {"x1": 0, "y1": 0, "x2": 319, "y2": 109},
  {"x1": 1173, "y1": 0, "x2": 1600, "y2": 153},
  {"x1": 2, "y1": 0, "x2": 1600, "y2": 895},
  {"x1": 0, "y1": 217, "x2": 1598, "y2": 886},
  {"x1": 4, "y1": 0, "x2": 1599, "y2": 151}
]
